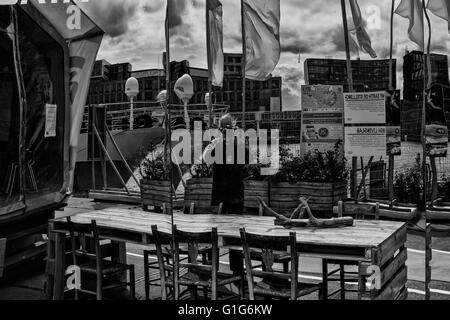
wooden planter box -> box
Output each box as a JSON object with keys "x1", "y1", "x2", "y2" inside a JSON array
[
  {"x1": 244, "y1": 180, "x2": 269, "y2": 211},
  {"x1": 141, "y1": 179, "x2": 172, "y2": 211},
  {"x1": 270, "y1": 181, "x2": 348, "y2": 218},
  {"x1": 184, "y1": 178, "x2": 214, "y2": 214}
]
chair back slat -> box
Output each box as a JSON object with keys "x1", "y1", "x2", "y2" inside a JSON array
[
  {"x1": 151, "y1": 224, "x2": 219, "y2": 300},
  {"x1": 240, "y1": 228, "x2": 298, "y2": 300},
  {"x1": 66, "y1": 217, "x2": 102, "y2": 271}
]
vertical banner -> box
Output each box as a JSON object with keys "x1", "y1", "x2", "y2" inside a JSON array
[
  {"x1": 426, "y1": 86, "x2": 448, "y2": 157},
  {"x1": 300, "y1": 85, "x2": 344, "y2": 155},
  {"x1": 344, "y1": 92, "x2": 387, "y2": 158},
  {"x1": 386, "y1": 90, "x2": 401, "y2": 156}
]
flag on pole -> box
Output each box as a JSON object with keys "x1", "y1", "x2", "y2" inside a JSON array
[
  {"x1": 349, "y1": 0, "x2": 377, "y2": 58},
  {"x1": 243, "y1": 0, "x2": 281, "y2": 81},
  {"x1": 427, "y1": 0, "x2": 450, "y2": 33},
  {"x1": 206, "y1": 0, "x2": 224, "y2": 87},
  {"x1": 395, "y1": 0, "x2": 425, "y2": 48}
]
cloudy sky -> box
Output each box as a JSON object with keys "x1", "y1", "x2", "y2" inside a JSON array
[{"x1": 78, "y1": 0, "x2": 450, "y2": 110}]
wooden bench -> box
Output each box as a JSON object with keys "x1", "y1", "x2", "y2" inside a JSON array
[{"x1": 333, "y1": 201, "x2": 418, "y2": 222}]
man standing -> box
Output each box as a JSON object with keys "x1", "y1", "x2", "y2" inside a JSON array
[{"x1": 209, "y1": 114, "x2": 245, "y2": 214}]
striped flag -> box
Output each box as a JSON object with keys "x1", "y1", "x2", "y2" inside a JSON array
[
  {"x1": 395, "y1": 0, "x2": 425, "y2": 49},
  {"x1": 349, "y1": 0, "x2": 377, "y2": 58},
  {"x1": 206, "y1": 0, "x2": 224, "y2": 87},
  {"x1": 243, "y1": 0, "x2": 281, "y2": 81},
  {"x1": 427, "y1": 0, "x2": 450, "y2": 33}
]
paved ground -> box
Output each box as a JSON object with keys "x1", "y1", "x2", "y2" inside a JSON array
[{"x1": 0, "y1": 197, "x2": 449, "y2": 300}]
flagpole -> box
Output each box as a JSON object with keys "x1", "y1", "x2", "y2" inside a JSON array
[
  {"x1": 241, "y1": 0, "x2": 247, "y2": 129},
  {"x1": 340, "y1": 0, "x2": 354, "y2": 92},
  {"x1": 420, "y1": 0, "x2": 431, "y2": 216},
  {"x1": 206, "y1": 1, "x2": 213, "y2": 128},
  {"x1": 423, "y1": 3, "x2": 432, "y2": 301},
  {"x1": 165, "y1": 1, "x2": 175, "y2": 286},
  {"x1": 340, "y1": 0, "x2": 358, "y2": 201},
  {"x1": 388, "y1": 0, "x2": 395, "y2": 206}
]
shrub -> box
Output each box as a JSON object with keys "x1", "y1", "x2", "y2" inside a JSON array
[
  {"x1": 140, "y1": 152, "x2": 168, "y2": 181},
  {"x1": 393, "y1": 155, "x2": 423, "y2": 204},
  {"x1": 271, "y1": 141, "x2": 348, "y2": 183},
  {"x1": 190, "y1": 163, "x2": 213, "y2": 179}
]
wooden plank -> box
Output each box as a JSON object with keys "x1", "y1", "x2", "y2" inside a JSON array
[
  {"x1": 376, "y1": 267, "x2": 407, "y2": 300},
  {"x1": 359, "y1": 247, "x2": 407, "y2": 288},
  {"x1": 89, "y1": 191, "x2": 142, "y2": 204},
  {"x1": 377, "y1": 225, "x2": 407, "y2": 266}
]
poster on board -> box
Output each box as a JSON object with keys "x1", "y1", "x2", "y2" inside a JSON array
[
  {"x1": 300, "y1": 85, "x2": 344, "y2": 155},
  {"x1": 45, "y1": 104, "x2": 57, "y2": 138},
  {"x1": 344, "y1": 92, "x2": 387, "y2": 158}
]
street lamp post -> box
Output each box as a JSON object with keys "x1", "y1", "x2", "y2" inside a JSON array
[{"x1": 125, "y1": 77, "x2": 139, "y2": 130}]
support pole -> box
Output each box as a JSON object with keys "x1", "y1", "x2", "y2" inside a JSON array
[{"x1": 10, "y1": 6, "x2": 26, "y2": 203}]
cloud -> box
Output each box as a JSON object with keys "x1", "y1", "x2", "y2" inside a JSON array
[
  {"x1": 77, "y1": 0, "x2": 450, "y2": 109},
  {"x1": 81, "y1": 0, "x2": 139, "y2": 38}
]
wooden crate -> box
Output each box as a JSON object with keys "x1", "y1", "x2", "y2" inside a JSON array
[
  {"x1": 244, "y1": 180, "x2": 269, "y2": 210},
  {"x1": 141, "y1": 179, "x2": 172, "y2": 211},
  {"x1": 184, "y1": 178, "x2": 215, "y2": 214},
  {"x1": 270, "y1": 181, "x2": 347, "y2": 218}
]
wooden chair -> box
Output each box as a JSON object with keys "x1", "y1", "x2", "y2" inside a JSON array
[
  {"x1": 66, "y1": 217, "x2": 135, "y2": 300},
  {"x1": 152, "y1": 224, "x2": 244, "y2": 300},
  {"x1": 143, "y1": 206, "x2": 209, "y2": 300},
  {"x1": 0, "y1": 238, "x2": 6, "y2": 279},
  {"x1": 240, "y1": 228, "x2": 323, "y2": 300},
  {"x1": 322, "y1": 201, "x2": 380, "y2": 300}
]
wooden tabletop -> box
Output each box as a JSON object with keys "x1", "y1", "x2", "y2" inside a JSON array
[{"x1": 52, "y1": 208, "x2": 406, "y2": 250}]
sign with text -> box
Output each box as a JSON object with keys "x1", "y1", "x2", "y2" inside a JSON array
[
  {"x1": 300, "y1": 85, "x2": 344, "y2": 155},
  {"x1": 344, "y1": 92, "x2": 387, "y2": 158},
  {"x1": 45, "y1": 104, "x2": 57, "y2": 138}
]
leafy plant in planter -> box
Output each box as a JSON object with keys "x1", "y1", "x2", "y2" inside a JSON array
[
  {"x1": 140, "y1": 149, "x2": 171, "y2": 211},
  {"x1": 185, "y1": 163, "x2": 214, "y2": 214},
  {"x1": 272, "y1": 141, "x2": 348, "y2": 183},
  {"x1": 250, "y1": 141, "x2": 349, "y2": 217},
  {"x1": 393, "y1": 155, "x2": 423, "y2": 205},
  {"x1": 141, "y1": 153, "x2": 168, "y2": 181},
  {"x1": 190, "y1": 163, "x2": 213, "y2": 179}
]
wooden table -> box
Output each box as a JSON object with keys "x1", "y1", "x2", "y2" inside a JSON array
[{"x1": 45, "y1": 208, "x2": 408, "y2": 300}]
